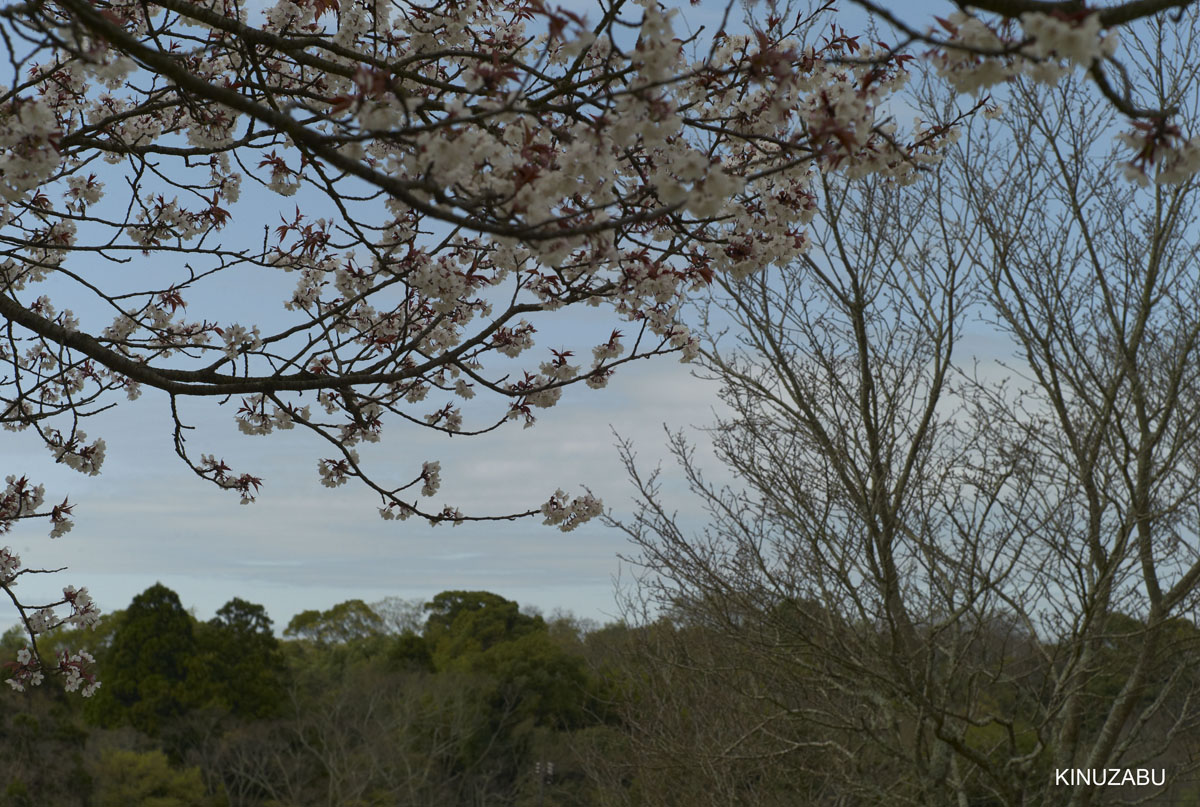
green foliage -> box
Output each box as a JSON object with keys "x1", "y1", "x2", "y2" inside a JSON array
[
  {"x1": 87, "y1": 589, "x2": 290, "y2": 735},
  {"x1": 89, "y1": 749, "x2": 221, "y2": 807},
  {"x1": 193, "y1": 598, "x2": 285, "y2": 719},
  {"x1": 460, "y1": 631, "x2": 594, "y2": 729},
  {"x1": 283, "y1": 599, "x2": 384, "y2": 644},
  {"x1": 211, "y1": 598, "x2": 273, "y2": 636},
  {"x1": 370, "y1": 596, "x2": 427, "y2": 634},
  {"x1": 416, "y1": 592, "x2": 605, "y2": 734},
  {"x1": 0, "y1": 625, "x2": 23, "y2": 655},
  {"x1": 85, "y1": 584, "x2": 199, "y2": 735},
  {"x1": 386, "y1": 631, "x2": 434, "y2": 672},
  {"x1": 423, "y1": 590, "x2": 545, "y2": 666},
  {"x1": 81, "y1": 609, "x2": 126, "y2": 661}
]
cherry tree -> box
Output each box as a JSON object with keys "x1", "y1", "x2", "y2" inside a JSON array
[{"x1": 0, "y1": 0, "x2": 1194, "y2": 693}]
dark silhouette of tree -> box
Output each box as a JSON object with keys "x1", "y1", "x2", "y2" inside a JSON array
[
  {"x1": 195, "y1": 598, "x2": 285, "y2": 720},
  {"x1": 85, "y1": 583, "x2": 198, "y2": 736}
]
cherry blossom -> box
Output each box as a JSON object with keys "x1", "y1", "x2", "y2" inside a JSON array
[{"x1": 1, "y1": 480, "x2": 100, "y2": 695}]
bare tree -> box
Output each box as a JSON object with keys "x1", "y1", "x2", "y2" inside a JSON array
[
  {"x1": 959, "y1": 15, "x2": 1200, "y2": 801},
  {"x1": 610, "y1": 15, "x2": 1200, "y2": 805},
  {"x1": 574, "y1": 614, "x2": 856, "y2": 806},
  {"x1": 206, "y1": 665, "x2": 527, "y2": 807}
]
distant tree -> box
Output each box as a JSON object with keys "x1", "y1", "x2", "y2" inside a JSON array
[
  {"x1": 371, "y1": 596, "x2": 427, "y2": 636},
  {"x1": 283, "y1": 599, "x2": 385, "y2": 645},
  {"x1": 1, "y1": 623, "x2": 24, "y2": 655},
  {"x1": 208, "y1": 661, "x2": 531, "y2": 807},
  {"x1": 423, "y1": 590, "x2": 544, "y2": 665},
  {"x1": 385, "y1": 631, "x2": 434, "y2": 673},
  {"x1": 210, "y1": 598, "x2": 272, "y2": 637},
  {"x1": 460, "y1": 630, "x2": 594, "y2": 730},
  {"x1": 574, "y1": 618, "x2": 836, "y2": 807},
  {"x1": 85, "y1": 584, "x2": 199, "y2": 735},
  {"x1": 195, "y1": 598, "x2": 285, "y2": 720},
  {"x1": 420, "y1": 589, "x2": 602, "y2": 794}
]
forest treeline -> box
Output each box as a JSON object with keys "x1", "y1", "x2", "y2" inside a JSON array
[{"x1": 2, "y1": 584, "x2": 1198, "y2": 806}]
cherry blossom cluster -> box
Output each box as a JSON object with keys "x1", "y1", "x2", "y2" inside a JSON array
[
  {"x1": 61, "y1": 650, "x2": 100, "y2": 696},
  {"x1": 420, "y1": 462, "x2": 441, "y2": 498},
  {"x1": 9, "y1": 583, "x2": 102, "y2": 634},
  {"x1": 540, "y1": 489, "x2": 603, "y2": 532},
  {"x1": 62, "y1": 585, "x2": 101, "y2": 628},
  {"x1": 1, "y1": 473, "x2": 74, "y2": 541},
  {"x1": 927, "y1": 8, "x2": 1200, "y2": 184},
  {"x1": 1, "y1": 480, "x2": 101, "y2": 697},
  {"x1": 1, "y1": 0, "x2": 945, "y2": 541},
  {"x1": 4, "y1": 648, "x2": 43, "y2": 692},
  {"x1": 2, "y1": 475, "x2": 47, "y2": 530},
  {"x1": 4, "y1": 599, "x2": 102, "y2": 689},
  {"x1": 0, "y1": 98, "x2": 61, "y2": 203},
  {"x1": 1117, "y1": 119, "x2": 1200, "y2": 186},
  {"x1": 930, "y1": 10, "x2": 1120, "y2": 95},
  {"x1": 5, "y1": 646, "x2": 99, "y2": 697},
  {"x1": 22, "y1": 586, "x2": 99, "y2": 635},
  {"x1": 0, "y1": 546, "x2": 19, "y2": 583}
]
